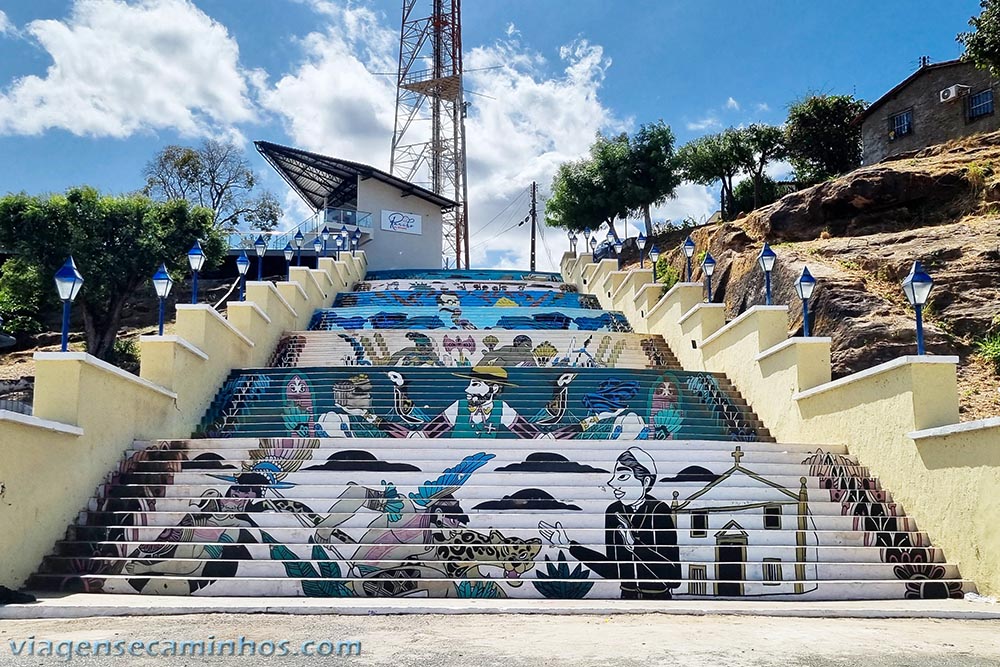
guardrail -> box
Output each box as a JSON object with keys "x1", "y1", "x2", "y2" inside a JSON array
[{"x1": 226, "y1": 208, "x2": 372, "y2": 252}]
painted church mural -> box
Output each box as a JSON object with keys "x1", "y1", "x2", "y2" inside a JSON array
[{"x1": 29, "y1": 264, "x2": 968, "y2": 601}]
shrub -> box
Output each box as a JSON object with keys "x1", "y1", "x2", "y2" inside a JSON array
[
  {"x1": 654, "y1": 258, "x2": 681, "y2": 291},
  {"x1": 977, "y1": 332, "x2": 1000, "y2": 373}
]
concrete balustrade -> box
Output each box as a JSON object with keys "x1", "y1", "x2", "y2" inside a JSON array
[
  {"x1": 563, "y1": 252, "x2": 1000, "y2": 595},
  {"x1": 0, "y1": 252, "x2": 366, "y2": 589}
]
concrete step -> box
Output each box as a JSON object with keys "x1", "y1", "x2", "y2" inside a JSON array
[
  {"x1": 333, "y1": 290, "x2": 602, "y2": 310},
  {"x1": 307, "y1": 307, "x2": 633, "y2": 332},
  {"x1": 270, "y1": 331, "x2": 681, "y2": 370},
  {"x1": 362, "y1": 269, "x2": 564, "y2": 282},
  {"x1": 28, "y1": 574, "x2": 971, "y2": 600},
  {"x1": 354, "y1": 279, "x2": 575, "y2": 293}
]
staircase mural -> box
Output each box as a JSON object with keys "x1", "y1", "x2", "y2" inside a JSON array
[{"x1": 27, "y1": 267, "x2": 970, "y2": 600}]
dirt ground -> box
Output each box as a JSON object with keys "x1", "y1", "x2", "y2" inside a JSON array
[{"x1": 1, "y1": 613, "x2": 999, "y2": 666}]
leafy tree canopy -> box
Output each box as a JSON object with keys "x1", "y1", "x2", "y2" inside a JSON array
[
  {"x1": 785, "y1": 94, "x2": 867, "y2": 184},
  {"x1": 627, "y1": 120, "x2": 682, "y2": 236},
  {"x1": 676, "y1": 128, "x2": 748, "y2": 221},
  {"x1": 0, "y1": 187, "x2": 226, "y2": 360},
  {"x1": 144, "y1": 140, "x2": 282, "y2": 232},
  {"x1": 959, "y1": 0, "x2": 1000, "y2": 76}
]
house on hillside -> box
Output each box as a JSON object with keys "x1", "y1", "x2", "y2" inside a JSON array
[{"x1": 859, "y1": 58, "x2": 1000, "y2": 164}]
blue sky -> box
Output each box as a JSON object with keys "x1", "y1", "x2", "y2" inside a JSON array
[{"x1": 0, "y1": 0, "x2": 982, "y2": 269}]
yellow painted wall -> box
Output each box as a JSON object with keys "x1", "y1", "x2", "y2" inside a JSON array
[
  {"x1": 0, "y1": 254, "x2": 366, "y2": 589},
  {"x1": 562, "y1": 253, "x2": 1000, "y2": 596}
]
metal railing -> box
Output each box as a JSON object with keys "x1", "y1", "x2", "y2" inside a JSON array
[{"x1": 226, "y1": 207, "x2": 372, "y2": 252}]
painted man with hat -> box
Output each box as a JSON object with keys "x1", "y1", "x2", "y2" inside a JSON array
[
  {"x1": 421, "y1": 365, "x2": 548, "y2": 439},
  {"x1": 540, "y1": 446, "x2": 681, "y2": 598}
]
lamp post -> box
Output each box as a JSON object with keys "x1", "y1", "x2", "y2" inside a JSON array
[
  {"x1": 589, "y1": 235, "x2": 598, "y2": 262},
  {"x1": 613, "y1": 240, "x2": 623, "y2": 270},
  {"x1": 151, "y1": 263, "x2": 173, "y2": 336},
  {"x1": 340, "y1": 225, "x2": 349, "y2": 248},
  {"x1": 568, "y1": 230, "x2": 577, "y2": 256},
  {"x1": 283, "y1": 243, "x2": 294, "y2": 281},
  {"x1": 352, "y1": 229, "x2": 362, "y2": 257},
  {"x1": 683, "y1": 236, "x2": 696, "y2": 282},
  {"x1": 902, "y1": 261, "x2": 934, "y2": 355},
  {"x1": 701, "y1": 251, "x2": 716, "y2": 302},
  {"x1": 637, "y1": 233, "x2": 647, "y2": 268},
  {"x1": 313, "y1": 236, "x2": 323, "y2": 268},
  {"x1": 235, "y1": 251, "x2": 250, "y2": 301},
  {"x1": 648, "y1": 245, "x2": 660, "y2": 279},
  {"x1": 54, "y1": 256, "x2": 84, "y2": 352},
  {"x1": 187, "y1": 240, "x2": 205, "y2": 304},
  {"x1": 253, "y1": 234, "x2": 267, "y2": 282},
  {"x1": 606, "y1": 227, "x2": 614, "y2": 247},
  {"x1": 757, "y1": 242, "x2": 777, "y2": 305},
  {"x1": 582, "y1": 228, "x2": 592, "y2": 252},
  {"x1": 795, "y1": 266, "x2": 817, "y2": 337},
  {"x1": 293, "y1": 230, "x2": 304, "y2": 266},
  {"x1": 320, "y1": 226, "x2": 330, "y2": 257},
  {"x1": 335, "y1": 235, "x2": 345, "y2": 261}
]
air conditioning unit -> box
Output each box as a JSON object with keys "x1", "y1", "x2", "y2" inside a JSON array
[{"x1": 940, "y1": 85, "x2": 971, "y2": 103}]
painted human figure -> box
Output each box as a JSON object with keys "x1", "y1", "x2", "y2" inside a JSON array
[
  {"x1": 316, "y1": 374, "x2": 410, "y2": 438},
  {"x1": 539, "y1": 447, "x2": 681, "y2": 599},
  {"x1": 419, "y1": 366, "x2": 548, "y2": 439}
]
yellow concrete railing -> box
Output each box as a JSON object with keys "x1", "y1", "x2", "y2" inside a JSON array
[
  {"x1": 0, "y1": 253, "x2": 366, "y2": 588},
  {"x1": 561, "y1": 251, "x2": 1000, "y2": 596}
]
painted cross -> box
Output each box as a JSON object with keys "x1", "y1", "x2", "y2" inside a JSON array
[{"x1": 732, "y1": 446, "x2": 744, "y2": 466}]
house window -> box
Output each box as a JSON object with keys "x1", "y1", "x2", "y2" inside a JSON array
[
  {"x1": 889, "y1": 110, "x2": 913, "y2": 140},
  {"x1": 969, "y1": 89, "x2": 995, "y2": 120},
  {"x1": 763, "y1": 558, "x2": 783, "y2": 586},
  {"x1": 691, "y1": 512, "x2": 708, "y2": 538},
  {"x1": 688, "y1": 565, "x2": 707, "y2": 595},
  {"x1": 764, "y1": 504, "x2": 782, "y2": 530}
]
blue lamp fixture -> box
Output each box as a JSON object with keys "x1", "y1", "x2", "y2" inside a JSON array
[
  {"x1": 795, "y1": 266, "x2": 817, "y2": 336},
  {"x1": 151, "y1": 263, "x2": 173, "y2": 336},
  {"x1": 293, "y1": 230, "x2": 304, "y2": 266},
  {"x1": 282, "y1": 243, "x2": 294, "y2": 281},
  {"x1": 637, "y1": 233, "x2": 647, "y2": 268},
  {"x1": 613, "y1": 240, "x2": 624, "y2": 269},
  {"x1": 568, "y1": 229, "x2": 577, "y2": 256},
  {"x1": 187, "y1": 240, "x2": 205, "y2": 304},
  {"x1": 589, "y1": 235, "x2": 598, "y2": 262},
  {"x1": 606, "y1": 227, "x2": 614, "y2": 248},
  {"x1": 253, "y1": 234, "x2": 267, "y2": 282},
  {"x1": 340, "y1": 225, "x2": 349, "y2": 246},
  {"x1": 54, "y1": 256, "x2": 84, "y2": 352},
  {"x1": 335, "y1": 234, "x2": 345, "y2": 261},
  {"x1": 235, "y1": 251, "x2": 250, "y2": 301},
  {"x1": 582, "y1": 228, "x2": 592, "y2": 252},
  {"x1": 683, "y1": 236, "x2": 696, "y2": 281},
  {"x1": 313, "y1": 235, "x2": 323, "y2": 268},
  {"x1": 352, "y1": 228, "x2": 362, "y2": 257},
  {"x1": 701, "y1": 251, "x2": 716, "y2": 302},
  {"x1": 320, "y1": 226, "x2": 330, "y2": 257},
  {"x1": 757, "y1": 242, "x2": 777, "y2": 305},
  {"x1": 902, "y1": 261, "x2": 934, "y2": 355},
  {"x1": 648, "y1": 245, "x2": 661, "y2": 279}
]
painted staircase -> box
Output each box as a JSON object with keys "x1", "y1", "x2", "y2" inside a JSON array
[{"x1": 27, "y1": 269, "x2": 970, "y2": 600}]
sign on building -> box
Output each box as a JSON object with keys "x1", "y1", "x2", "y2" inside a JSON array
[{"x1": 380, "y1": 210, "x2": 422, "y2": 235}]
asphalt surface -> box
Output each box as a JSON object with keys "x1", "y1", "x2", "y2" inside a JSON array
[{"x1": 1, "y1": 613, "x2": 1000, "y2": 666}]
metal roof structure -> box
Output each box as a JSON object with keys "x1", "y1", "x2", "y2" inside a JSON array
[{"x1": 254, "y1": 141, "x2": 459, "y2": 212}]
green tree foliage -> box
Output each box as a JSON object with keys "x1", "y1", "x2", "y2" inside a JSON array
[
  {"x1": 626, "y1": 121, "x2": 682, "y2": 236},
  {"x1": 0, "y1": 187, "x2": 226, "y2": 360},
  {"x1": 143, "y1": 140, "x2": 282, "y2": 232},
  {"x1": 0, "y1": 257, "x2": 49, "y2": 336},
  {"x1": 733, "y1": 124, "x2": 786, "y2": 210},
  {"x1": 958, "y1": 0, "x2": 1000, "y2": 76},
  {"x1": 732, "y1": 175, "x2": 780, "y2": 216},
  {"x1": 676, "y1": 128, "x2": 748, "y2": 221},
  {"x1": 785, "y1": 94, "x2": 867, "y2": 184}
]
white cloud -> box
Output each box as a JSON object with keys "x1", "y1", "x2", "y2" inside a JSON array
[
  {"x1": 0, "y1": 0, "x2": 257, "y2": 138},
  {"x1": 0, "y1": 10, "x2": 14, "y2": 36},
  {"x1": 755, "y1": 102, "x2": 770, "y2": 112},
  {"x1": 686, "y1": 116, "x2": 721, "y2": 132},
  {"x1": 725, "y1": 96, "x2": 740, "y2": 111}
]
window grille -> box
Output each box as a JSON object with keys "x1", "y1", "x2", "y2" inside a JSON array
[
  {"x1": 969, "y1": 89, "x2": 994, "y2": 120},
  {"x1": 889, "y1": 110, "x2": 913, "y2": 140}
]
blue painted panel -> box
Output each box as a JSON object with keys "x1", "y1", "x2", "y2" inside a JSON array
[
  {"x1": 365, "y1": 269, "x2": 563, "y2": 282},
  {"x1": 308, "y1": 307, "x2": 632, "y2": 332},
  {"x1": 333, "y1": 290, "x2": 599, "y2": 309}
]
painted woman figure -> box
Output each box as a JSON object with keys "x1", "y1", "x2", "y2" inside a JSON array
[{"x1": 540, "y1": 447, "x2": 681, "y2": 599}]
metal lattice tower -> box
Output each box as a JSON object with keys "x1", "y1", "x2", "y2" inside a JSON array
[{"x1": 390, "y1": 0, "x2": 470, "y2": 269}]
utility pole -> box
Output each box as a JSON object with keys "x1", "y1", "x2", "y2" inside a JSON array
[{"x1": 529, "y1": 181, "x2": 537, "y2": 272}]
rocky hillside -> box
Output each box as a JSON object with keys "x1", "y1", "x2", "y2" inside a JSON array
[{"x1": 632, "y1": 131, "x2": 1000, "y2": 421}]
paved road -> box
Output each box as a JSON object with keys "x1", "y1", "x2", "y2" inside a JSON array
[{"x1": 2, "y1": 613, "x2": 999, "y2": 666}]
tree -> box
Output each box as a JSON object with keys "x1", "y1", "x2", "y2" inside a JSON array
[
  {"x1": 785, "y1": 94, "x2": 867, "y2": 184},
  {"x1": 626, "y1": 121, "x2": 682, "y2": 236},
  {"x1": 676, "y1": 129, "x2": 748, "y2": 221},
  {"x1": 732, "y1": 175, "x2": 780, "y2": 215},
  {"x1": 143, "y1": 139, "x2": 282, "y2": 232},
  {"x1": 958, "y1": 0, "x2": 1000, "y2": 76},
  {"x1": 0, "y1": 187, "x2": 226, "y2": 360},
  {"x1": 545, "y1": 133, "x2": 633, "y2": 237},
  {"x1": 733, "y1": 124, "x2": 786, "y2": 210}
]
